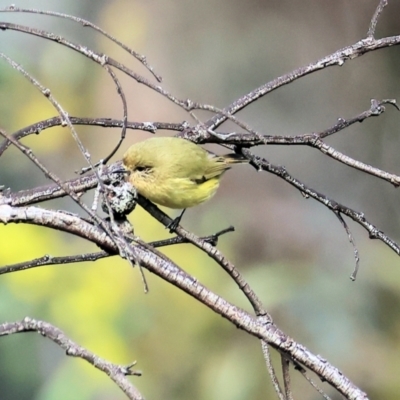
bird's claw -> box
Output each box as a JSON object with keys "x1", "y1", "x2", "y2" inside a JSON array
[{"x1": 167, "y1": 217, "x2": 181, "y2": 233}]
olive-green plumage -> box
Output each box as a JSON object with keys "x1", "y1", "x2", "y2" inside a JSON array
[{"x1": 123, "y1": 137, "x2": 247, "y2": 209}]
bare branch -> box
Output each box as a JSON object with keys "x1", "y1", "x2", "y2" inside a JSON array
[
  {"x1": 4, "y1": 157, "x2": 400, "y2": 267},
  {"x1": 2, "y1": 4, "x2": 399, "y2": 398},
  {"x1": 0, "y1": 117, "x2": 183, "y2": 156},
  {"x1": 180, "y1": 100, "x2": 400, "y2": 187},
  {"x1": 0, "y1": 22, "x2": 187, "y2": 110},
  {"x1": 0, "y1": 202, "x2": 370, "y2": 399},
  {"x1": 0, "y1": 318, "x2": 144, "y2": 400},
  {"x1": 0, "y1": 128, "x2": 114, "y2": 239},
  {"x1": 242, "y1": 149, "x2": 400, "y2": 258},
  {"x1": 0, "y1": 227, "x2": 234, "y2": 275},
  {"x1": 205, "y1": 35, "x2": 400, "y2": 130}
]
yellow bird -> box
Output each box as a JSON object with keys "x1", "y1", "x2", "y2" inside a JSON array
[{"x1": 123, "y1": 137, "x2": 247, "y2": 228}]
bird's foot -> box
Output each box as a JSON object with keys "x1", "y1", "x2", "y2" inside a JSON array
[
  {"x1": 166, "y1": 209, "x2": 186, "y2": 233},
  {"x1": 167, "y1": 218, "x2": 180, "y2": 233}
]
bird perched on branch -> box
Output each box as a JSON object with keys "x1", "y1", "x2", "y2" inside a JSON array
[{"x1": 123, "y1": 136, "x2": 248, "y2": 229}]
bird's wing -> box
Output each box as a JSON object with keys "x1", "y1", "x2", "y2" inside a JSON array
[{"x1": 193, "y1": 156, "x2": 231, "y2": 182}]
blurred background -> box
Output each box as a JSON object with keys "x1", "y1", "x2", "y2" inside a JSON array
[{"x1": 1, "y1": 0, "x2": 400, "y2": 399}]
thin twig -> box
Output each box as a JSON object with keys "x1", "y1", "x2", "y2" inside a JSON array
[
  {"x1": 0, "y1": 252, "x2": 109, "y2": 275},
  {"x1": 97, "y1": 65, "x2": 129, "y2": 165},
  {"x1": 334, "y1": 212, "x2": 360, "y2": 281},
  {"x1": 0, "y1": 5, "x2": 162, "y2": 81},
  {"x1": 0, "y1": 227, "x2": 234, "y2": 275},
  {"x1": 260, "y1": 341, "x2": 285, "y2": 400},
  {"x1": 297, "y1": 366, "x2": 333, "y2": 400},
  {"x1": 282, "y1": 356, "x2": 294, "y2": 400},
  {"x1": 367, "y1": 0, "x2": 388, "y2": 38}
]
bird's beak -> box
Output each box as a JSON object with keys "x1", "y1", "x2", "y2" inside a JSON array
[{"x1": 111, "y1": 168, "x2": 129, "y2": 175}]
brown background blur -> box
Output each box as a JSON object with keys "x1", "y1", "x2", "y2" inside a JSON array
[{"x1": 1, "y1": 1, "x2": 400, "y2": 399}]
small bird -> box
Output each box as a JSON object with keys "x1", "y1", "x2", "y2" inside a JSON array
[{"x1": 123, "y1": 136, "x2": 248, "y2": 228}]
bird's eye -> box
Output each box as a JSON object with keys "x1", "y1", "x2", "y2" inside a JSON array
[{"x1": 135, "y1": 166, "x2": 151, "y2": 172}]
